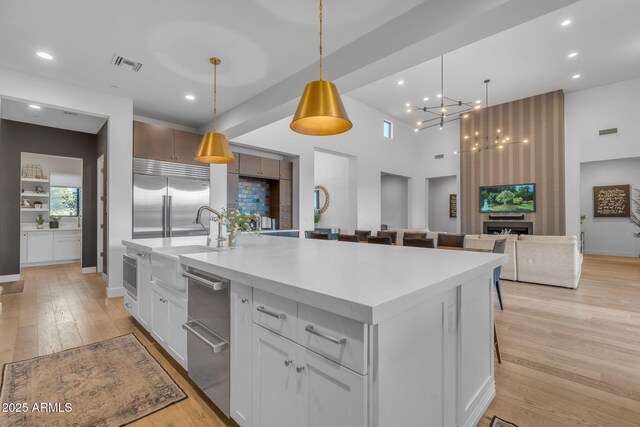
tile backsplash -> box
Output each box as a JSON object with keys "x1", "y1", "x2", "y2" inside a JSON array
[{"x1": 238, "y1": 177, "x2": 271, "y2": 217}]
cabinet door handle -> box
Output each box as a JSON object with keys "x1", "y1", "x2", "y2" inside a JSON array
[
  {"x1": 183, "y1": 272, "x2": 228, "y2": 291},
  {"x1": 256, "y1": 306, "x2": 286, "y2": 319},
  {"x1": 137, "y1": 253, "x2": 145, "y2": 258},
  {"x1": 296, "y1": 365, "x2": 305, "y2": 374},
  {"x1": 305, "y1": 325, "x2": 347, "y2": 345},
  {"x1": 241, "y1": 297, "x2": 249, "y2": 304},
  {"x1": 284, "y1": 359, "x2": 292, "y2": 367}
]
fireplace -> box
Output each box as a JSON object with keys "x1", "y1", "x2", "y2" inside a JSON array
[{"x1": 483, "y1": 221, "x2": 533, "y2": 235}]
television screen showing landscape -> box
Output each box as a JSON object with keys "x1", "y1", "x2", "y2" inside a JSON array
[{"x1": 480, "y1": 184, "x2": 536, "y2": 213}]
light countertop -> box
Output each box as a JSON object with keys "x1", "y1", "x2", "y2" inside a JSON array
[
  {"x1": 22, "y1": 225, "x2": 82, "y2": 232},
  {"x1": 123, "y1": 235, "x2": 505, "y2": 324}
]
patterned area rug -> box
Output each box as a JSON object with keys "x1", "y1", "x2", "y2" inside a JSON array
[
  {"x1": 0, "y1": 334, "x2": 186, "y2": 427},
  {"x1": 490, "y1": 416, "x2": 519, "y2": 427},
  {"x1": 0, "y1": 281, "x2": 24, "y2": 295}
]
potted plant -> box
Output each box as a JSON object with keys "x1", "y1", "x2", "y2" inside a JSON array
[
  {"x1": 50, "y1": 215, "x2": 60, "y2": 229},
  {"x1": 35, "y1": 214, "x2": 46, "y2": 229},
  {"x1": 216, "y1": 209, "x2": 260, "y2": 247}
]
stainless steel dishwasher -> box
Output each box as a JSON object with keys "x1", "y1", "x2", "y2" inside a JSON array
[{"x1": 182, "y1": 267, "x2": 230, "y2": 417}]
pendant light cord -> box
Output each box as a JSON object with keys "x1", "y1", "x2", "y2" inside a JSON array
[
  {"x1": 213, "y1": 61, "x2": 217, "y2": 132},
  {"x1": 319, "y1": 0, "x2": 323, "y2": 81}
]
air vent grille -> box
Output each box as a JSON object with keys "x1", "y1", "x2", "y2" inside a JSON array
[
  {"x1": 63, "y1": 111, "x2": 78, "y2": 117},
  {"x1": 598, "y1": 128, "x2": 618, "y2": 136},
  {"x1": 111, "y1": 55, "x2": 143, "y2": 72},
  {"x1": 434, "y1": 154, "x2": 444, "y2": 159}
]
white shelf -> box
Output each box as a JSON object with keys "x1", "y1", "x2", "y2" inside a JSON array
[
  {"x1": 21, "y1": 208, "x2": 49, "y2": 212},
  {"x1": 21, "y1": 177, "x2": 49, "y2": 183},
  {"x1": 21, "y1": 192, "x2": 49, "y2": 197}
]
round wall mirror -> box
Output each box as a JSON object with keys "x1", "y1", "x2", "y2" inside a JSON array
[{"x1": 313, "y1": 185, "x2": 330, "y2": 214}]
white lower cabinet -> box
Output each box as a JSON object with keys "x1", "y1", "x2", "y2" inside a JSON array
[
  {"x1": 136, "y1": 252, "x2": 152, "y2": 329},
  {"x1": 150, "y1": 282, "x2": 187, "y2": 369},
  {"x1": 53, "y1": 231, "x2": 81, "y2": 260},
  {"x1": 231, "y1": 282, "x2": 253, "y2": 426},
  {"x1": 252, "y1": 324, "x2": 366, "y2": 427},
  {"x1": 26, "y1": 231, "x2": 54, "y2": 263}
]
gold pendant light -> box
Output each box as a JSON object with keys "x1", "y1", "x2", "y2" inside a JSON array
[
  {"x1": 290, "y1": 0, "x2": 352, "y2": 136},
  {"x1": 194, "y1": 57, "x2": 235, "y2": 164}
]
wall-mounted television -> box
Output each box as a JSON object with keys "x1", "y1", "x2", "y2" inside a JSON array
[{"x1": 480, "y1": 183, "x2": 536, "y2": 213}]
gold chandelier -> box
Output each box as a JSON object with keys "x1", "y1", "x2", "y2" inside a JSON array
[
  {"x1": 194, "y1": 57, "x2": 235, "y2": 164},
  {"x1": 290, "y1": 0, "x2": 352, "y2": 136}
]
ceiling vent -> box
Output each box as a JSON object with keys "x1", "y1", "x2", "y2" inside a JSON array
[
  {"x1": 63, "y1": 111, "x2": 78, "y2": 117},
  {"x1": 434, "y1": 154, "x2": 444, "y2": 159},
  {"x1": 111, "y1": 55, "x2": 143, "y2": 72},
  {"x1": 598, "y1": 127, "x2": 617, "y2": 136}
]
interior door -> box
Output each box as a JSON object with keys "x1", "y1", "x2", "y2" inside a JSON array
[
  {"x1": 133, "y1": 174, "x2": 168, "y2": 239},
  {"x1": 168, "y1": 177, "x2": 210, "y2": 237}
]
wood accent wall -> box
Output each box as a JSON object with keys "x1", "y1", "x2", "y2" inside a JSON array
[{"x1": 459, "y1": 90, "x2": 565, "y2": 235}]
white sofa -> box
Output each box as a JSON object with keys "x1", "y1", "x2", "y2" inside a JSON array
[
  {"x1": 465, "y1": 234, "x2": 518, "y2": 281},
  {"x1": 516, "y1": 235, "x2": 582, "y2": 289}
]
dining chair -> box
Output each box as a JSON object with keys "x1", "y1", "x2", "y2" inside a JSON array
[
  {"x1": 494, "y1": 323, "x2": 502, "y2": 364},
  {"x1": 337, "y1": 234, "x2": 359, "y2": 242},
  {"x1": 403, "y1": 238, "x2": 435, "y2": 248},
  {"x1": 437, "y1": 233, "x2": 465, "y2": 248},
  {"x1": 377, "y1": 231, "x2": 398, "y2": 244},
  {"x1": 309, "y1": 232, "x2": 329, "y2": 240},
  {"x1": 367, "y1": 236, "x2": 392, "y2": 245},
  {"x1": 354, "y1": 230, "x2": 372, "y2": 242},
  {"x1": 492, "y1": 238, "x2": 507, "y2": 310}
]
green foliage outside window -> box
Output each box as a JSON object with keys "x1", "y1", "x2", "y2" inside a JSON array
[{"x1": 50, "y1": 187, "x2": 81, "y2": 217}]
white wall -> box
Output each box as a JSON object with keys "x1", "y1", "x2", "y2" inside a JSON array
[
  {"x1": 565, "y1": 77, "x2": 640, "y2": 239},
  {"x1": 580, "y1": 158, "x2": 640, "y2": 257},
  {"x1": 229, "y1": 96, "x2": 425, "y2": 233},
  {"x1": 381, "y1": 174, "x2": 409, "y2": 229},
  {"x1": 0, "y1": 66, "x2": 133, "y2": 296},
  {"x1": 314, "y1": 151, "x2": 356, "y2": 232},
  {"x1": 428, "y1": 175, "x2": 458, "y2": 233}
]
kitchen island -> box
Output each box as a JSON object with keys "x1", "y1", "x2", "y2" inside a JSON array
[{"x1": 122, "y1": 235, "x2": 505, "y2": 427}]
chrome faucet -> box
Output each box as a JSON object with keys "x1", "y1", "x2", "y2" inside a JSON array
[{"x1": 195, "y1": 206, "x2": 226, "y2": 248}]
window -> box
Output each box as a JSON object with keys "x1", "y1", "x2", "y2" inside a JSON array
[
  {"x1": 383, "y1": 120, "x2": 393, "y2": 139},
  {"x1": 50, "y1": 187, "x2": 81, "y2": 217}
]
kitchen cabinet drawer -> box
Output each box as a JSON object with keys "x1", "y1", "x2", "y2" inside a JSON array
[
  {"x1": 298, "y1": 303, "x2": 368, "y2": 375},
  {"x1": 53, "y1": 231, "x2": 81, "y2": 261},
  {"x1": 253, "y1": 289, "x2": 297, "y2": 342},
  {"x1": 124, "y1": 292, "x2": 138, "y2": 318}
]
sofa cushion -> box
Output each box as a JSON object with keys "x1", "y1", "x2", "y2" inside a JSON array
[{"x1": 518, "y1": 235, "x2": 578, "y2": 243}]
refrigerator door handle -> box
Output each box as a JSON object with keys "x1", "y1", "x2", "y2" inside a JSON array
[
  {"x1": 167, "y1": 195, "x2": 173, "y2": 238},
  {"x1": 162, "y1": 195, "x2": 168, "y2": 238}
]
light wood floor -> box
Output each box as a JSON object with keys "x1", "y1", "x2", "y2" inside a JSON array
[{"x1": 1, "y1": 256, "x2": 639, "y2": 426}]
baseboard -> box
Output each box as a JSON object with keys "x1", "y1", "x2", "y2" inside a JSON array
[
  {"x1": 463, "y1": 379, "x2": 496, "y2": 427},
  {"x1": 107, "y1": 286, "x2": 125, "y2": 298},
  {"x1": 81, "y1": 267, "x2": 97, "y2": 274},
  {"x1": 102, "y1": 273, "x2": 109, "y2": 282},
  {"x1": 0, "y1": 274, "x2": 21, "y2": 283},
  {"x1": 21, "y1": 259, "x2": 79, "y2": 268},
  {"x1": 585, "y1": 250, "x2": 639, "y2": 258}
]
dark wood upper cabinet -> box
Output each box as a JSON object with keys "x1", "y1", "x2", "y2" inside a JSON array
[
  {"x1": 227, "y1": 172, "x2": 239, "y2": 206},
  {"x1": 279, "y1": 179, "x2": 292, "y2": 207},
  {"x1": 228, "y1": 152, "x2": 239, "y2": 174},
  {"x1": 279, "y1": 160, "x2": 293, "y2": 180},
  {"x1": 133, "y1": 121, "x2": 174, "y2": 162},
  {"x1": 174, "y1": 130, "x2": 206, "y2": 165},
  {"x1": 239, "y1": 153, "x2": 261, "y2": 176},
  {"x1": 260, "y1": 158, "x2": 280, "y2": 179}
]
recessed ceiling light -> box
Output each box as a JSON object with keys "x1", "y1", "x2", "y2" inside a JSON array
[
  {"x1": 36, "y1": 52, "x2": 53, "y2": 60},
  {"x1": 397, "y1": 80, "x2": 404, "y2": 85},
  {"x1": 406, "y1": 109, "x2": 411, "y2": 113},
  {"x1": 29, "y1": 104, "x2": 41, "y2": 110},
  {"x1": 568, "y1": 52, "x2": 578, "y2": 58},
  {"x1": 462, "y1": 114, "x2": 469, "y2": 118},
  {"x1": 453, "y1": 151, "x2": 458, "y2": 155},
  {"x1": 572, "y1": 74, "x2": 581, "y2": 79},
  {"x1": 436, "y1": 94, "x2": 442, "y2": 98},
  {"x1": 475, "y1": 100, "x2": 481, "y2": 104},
  {"x1": 474, "y1": 105, "x2": 481, "y2": 109},
  {"x1": 423, "y1": 97, "x2": 429, "y2": 101},
  {"x1": 185, "y1": 94, "x2": 196, "y2": 101},
  {"x1": 405, "y1": 103, "x2": 411, "y2": 107},
  {"x1": 414, "y1": 129, "x2": 419, "y2": 132},
  {"x1": 561, "y1": 19, "x2": 572, "y2": 26}
]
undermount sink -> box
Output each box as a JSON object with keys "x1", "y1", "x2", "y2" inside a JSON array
[{"x1": 151, "y1": 245, "x2": 225, "y2": 293}]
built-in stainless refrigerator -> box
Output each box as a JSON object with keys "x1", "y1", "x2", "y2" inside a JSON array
[{"x1": 133, "y1": 158, "x2": 210, "y2": 239}]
